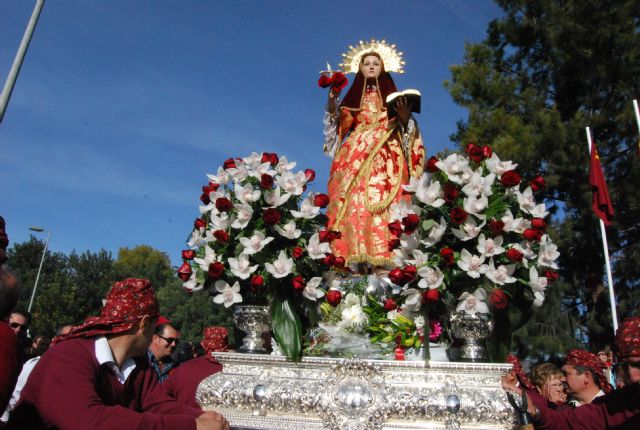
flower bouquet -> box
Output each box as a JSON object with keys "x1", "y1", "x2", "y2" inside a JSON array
[
  {"x1": 362, "y1": 144, "x2": 560, "y2": 360},
  {"x1": 177, "y1": 152, "x2": 333, "y2": 359}
]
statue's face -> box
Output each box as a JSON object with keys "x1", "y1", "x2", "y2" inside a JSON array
[{"x1": 360, "y1": 55, "x2": 382, "y2": 79}]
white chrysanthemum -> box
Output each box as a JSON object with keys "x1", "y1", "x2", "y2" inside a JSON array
[
  {"x1": 414, "y1": 315, "x2": 425, "y2": 330},
  {"x1": 234, "y1": 183, "x2": 261, "y2": 204},
  {"x1": 461, "y1": 168, "x2": 495, "y2": 197},
  {"x1": 291, "y1": 195, "x2": 320, "y2": 219},
  {"x1": 477, "y1": 234, "x2": 505, "y2": 257},
  {"x1": 303, "y1": 277, "x2": 325, "y2": 301},
  {"x1": 456, "y1": 249, "x2": 487, "y2": 279},
  {"x1": 415, "y1": 177, "x2": 445, "y2": 207},
  {"x1": 485, "y1": 153, "x2": 518, "y2": 177},
  {"x1": 264, "y1": 187, "x2": 291, "y2": 207},
  {"x1": 239, "y1": 231, "x2": 274, "y2": 255},
  {"x1": 417, "y1": 266, "x2": 444, "y2": 290},
  {"x1": 434, "y1": 153, "x2": 470, "y2": 184},
  {"x1": 340, "y1": 304, "x2": 368, "y2": 331},
  {"x1": 230, "y1": 204, "x2": 253, "y2": 229},
  {"x1": 537, "y1": 235, "x2": 560, "y2": 269},
  {"x1": 274, "y1": 220, "x2": 302, "y2": 239},
  {"x1": 228, "y1": 254, "x2": 258, "y2": 279},
  {"x1": 484, "y1": 258, "x2": 517, "y2": 285},
  {"x1": 451, "y1": 217, "x2": 486, "y2": 241},
  {"x1": 306, "y1": 233, "x2": 331, "y2": 259},
  {"x1": 213, "y1": 281, "x2": 243, "y2": 308},
  {"x1": 265, "y1": 251, "x2": 293, "y2": 278}
]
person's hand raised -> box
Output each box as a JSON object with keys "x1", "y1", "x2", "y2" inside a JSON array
[{"x1": 395, "y1": 96, "x2": 411, "y2": 125}]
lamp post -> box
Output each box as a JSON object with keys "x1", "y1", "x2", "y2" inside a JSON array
[{"x1": 28, "y1": 226, "x2": 50, "y2": 313}]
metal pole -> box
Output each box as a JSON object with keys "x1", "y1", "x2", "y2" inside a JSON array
[
  {"x1": 28, "y1": 230, "x2": 50, "y2": 313},
  {"x1": 0, "y1": 0, "x2": 45, "y2": 123}
]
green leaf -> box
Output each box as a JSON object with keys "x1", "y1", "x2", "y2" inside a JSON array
[
  {"x1": 271, "y1": 295, "x2": 302, "y2": 360},
  {"x1": 422, "y1": 219, "x2": 435, "y2": 231}
]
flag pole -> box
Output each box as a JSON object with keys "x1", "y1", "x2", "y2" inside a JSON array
[
  {"x1": 633, "y1": 100, "x2": 640, "y2": 154},
  {"x1": 585, "y1": 127, "x2": 618, "y2": 334}
]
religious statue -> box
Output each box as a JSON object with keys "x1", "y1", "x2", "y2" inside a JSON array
[{"x1": 322, "y1": 40, "x2": 425, "y2": 270}]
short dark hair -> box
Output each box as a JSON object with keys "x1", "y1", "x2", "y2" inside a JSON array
[
  {"x1": 574, "y1": 365, "x2": 601, "y2": 387},
  {"x1": 154, "y1": 323, "x2": 177, "y2": 336}
]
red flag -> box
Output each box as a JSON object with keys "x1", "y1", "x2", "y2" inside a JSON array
[{"x1": 589, "y1": 140, "x2": 614, "y2": 225}]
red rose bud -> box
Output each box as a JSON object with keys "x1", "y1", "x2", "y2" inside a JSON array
[
  {"x1": 215, "y1": 197, "x2": 232, "y2": 212},
  {"x1": 291, "y1": 247, "x2": 304, "y2": 259},
  {"x1": 489, "y1": 219, "x2": 505, "y2": 236},
  {"x1": 331, "y1": 72, "x2": 348, "y2": 91},
  {"x1": 333, "y1": 256, "x2": 346, "y2": 268},
  {"x1": 292, "y1": 275, "x2": 306, "y2": 292},
  {"x1": 545, "y1": 270, "x2": 559, "y2": 283},
  {"x1": 383, "y1": 298, "x2": 398, "y2": 311},
  {"x1": 200, "y1": 192, "x2": 211, "y2": 205},
  {"x1": 529, "y1": 175, "x2": 546, "y2": 192},
  {"x1": 421, "y1": 288, "x2": 440, "y2": 304},
  {"x1": 208, "y1": 182, "x2": 220, "y2": 192},
  {"x1": 177, "y1": 262, "x2": 192, "y2": 281},
  {"x1": 263, "y1": 208, "x2": 282, "y2": 225},
  {"x1": 213, "y1": 230, "x2": 229, "y2": 243},
  {"x1": 328, "y1": 230, "x2": 342, "y2": 241},
  {"x1": 388, "y1": 221, "x2": 403, "y2": 236},
  {"x1": 250, "y1": 275, "x2": 264, "y2": 288},
  {"x1": 181, "y1": 250, "x2": 195, "y2": 260},
  {"x1": 449, "y1": 207, "x2": 468, "y2": 225},
  {"x1": 389, "y1": 268, "x2": 404, "y2": 285},
  {"x1": 319, "y1": 230, "x2": 330, "y2": 243},
  {"x1": 304, "y1": 168, "x2": 316, "y2": 182},
  {"x1": 314, "y1": 193, "x2": 330, "y2": 208},
  {"x1": 531, "y1": 218, "x2": 546, "y2": 230},
  {"x1": 505, "y1": 247, "x2": 524, "y2": 262},
  {"x1": 465, "y1": 143, "x2": 483, "y2": 163},
  {"x1": 523, "y1": 228, "x2": 543, "y2": 242},
  {"x1": 388, "y1": 238, "x2": 401, "y2": 252},
  {"x1": 500, "y1": 170, "x2": 521, "y2": 187},
  {"x1": 322, "y1": 254, "x2": 336, "y2": 266},
  {"x1": 489, "y1": 288, "x2": 508, "y2": 310},
  {"x1": 223, "y1": 158, "x2": 236, "y2": 169},
  {"x1": 194, "y1": 218, "x2": 207, "y2": 229},
  {"x1": 402, "y1": 214, "x2": 420, "y2": 234},
  {"x1": 260, "y1": 173, "x2": 274, "y2": 189},
  {"x1": 208, "y1": 262, "x2": 224, "y2": 279},
  {"x1": 318, "y1": 75, "x2": 333, "y2": 88},
  {"x1": 326, "y1": 290, "x2": 342, "y2": 307},
  {"x1": 426, "y1": 156, "x2": 440, "y2": 173},
  {"x1": 402, "y1": 265, "x2": 417, "y2": 284},
  {"x1": 261, "y1": 152, "x2": 279, "y2": 165},
  {"x1": 481, "y1": 145, "x2": 493, "y2": 159},
  {"x1": 440, "y1": 247, "x2": 455, "y2": 266},
  {"x1": 443, "y1": 183, "x2": 460, "y2": 203}
]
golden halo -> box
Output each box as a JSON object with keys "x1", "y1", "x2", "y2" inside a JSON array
[{"x1": 340, "y1": 39, "x2": 405, "y2": 74}]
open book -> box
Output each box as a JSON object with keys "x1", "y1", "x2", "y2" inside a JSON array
[{"x1": 386, "y1": 89, "x2": 421, "y2": 118}]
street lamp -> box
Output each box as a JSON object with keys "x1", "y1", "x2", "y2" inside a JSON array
[{"x1": 28, "y1": 226, "x2": 50, "y2": 313}]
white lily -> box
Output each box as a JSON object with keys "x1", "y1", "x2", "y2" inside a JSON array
[
  {"x1": 277, "y1": 171, "x2": 307, "y2": 196},
  {"x1": 239, "y1": 231, "x2": 274, "y2": 255},
  {"x1": 206, "y1": 167, "x2": 231, "y2": 185},
  {"x1": 228, "y1": 254, "x2": 258, "y2": 279},
  {"x1": 484, "y1": 258, "x2": 517, "y2": 285},
  {"x1": 456, "y1": 288, "x2": 489, "y2": 315},
  {"x1": 434, "y1": 153, "x2": 470, "y2": 184},
  {"x1": 528, "y1": 203, "x2": 549, "y2": 218},
  {"x1": 516, "y1": 187, "x2": 537, "y2": 213},
  {"x1": 415, "y1": 178, "x2": 445, "y2": 207},
  {"x1": 537, "y1": 235, "x2": 560, "y2": 269},
  {"x1": 402, "y1": 175, "x2": 422, "y2": 193},
  {"x1": 402, "y1": 288, "x2": 422, "y2": 312},
  {"x1": 230, "y1": 204, "x2": 253, "y2": 229},
  {"x1": 213, "y1": 280, "x2": 243, "y2": 308},
  {"x1": 390, "y1": 200, "x2": 420, "y2": 223},
  {"x1": 417, "y1": 266, "x2": 444, "y2": 290},
  {"x1": 461, "y1": 168, "x2": 495, "y2": 197},
  {"x1": 451, "y1": 217, "x2": 486, "y2": 241},
  {"x1": 306, "y1": 233, "x2": 331, "y2": 259},
  {"x1": 303, "y1": 277, "x2": 325, "y2": 301},
  {"x1": 512, "y1": 242, "x2": 532, "y2": 268},
  {"x1": 456, "y1": 249, "x2": 487, "y2": 279},
  {"x1": 226, "y1": 163, "x2": 249, "y2": 183},
  {"x1": 406, "y1": 249, "x2": 430, "y2": 267},
  {"x1": 463, "y1": 195, "x2": 488, "y2": 218},
  {"x1": 209, "y1": 212, "x2": 230, "y2": 231},
  {"x1": 477, "y1": 234, "x2": 505, "y2": 257},
  {"x1": 485, "y1": 153, "x2": 518, "y2": 177},
  {"x1": 194, "y1": 244, "x2": 217, "y2": 272},
  {"x1": 187, "y1": 229, "x2": 205, "y2": 248},
  {"x1": 420, "y1": 217, "x2": 447, "y2": 247},
  {"x1": 242, "y1": 152, "x2": 263, "y2": 167},
  {"x1": 501, "y1": 210, "x2": 530, "y2": 234},
  {"x1": 234, "y1": 183, "x2": 261, "y2": 204},
  {"x1": 275, "y1": 156, "x2": 296, "y2": 174},
  {"x1": 264, "y1": 187, "x2": 291, "y2": 207},
  {"x1": 291, "y1": 195, "x2": 320, "y2": 219},
  {"x1": 274, "y1": 220, "x2": 302, "y2": 239},
  {"x1": 529, "y1": 266, "x2": 547, "y2": 306},
  {"x1": 182, "y1": 273, "x2": 203, "y2": 293},
  {"x1": 265, "y1": 251, "x2": 294, "y2": 278}
]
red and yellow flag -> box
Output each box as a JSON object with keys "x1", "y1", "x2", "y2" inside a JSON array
[{"x1": 589, "y1": 140, "x2": 614, "y2": 225}]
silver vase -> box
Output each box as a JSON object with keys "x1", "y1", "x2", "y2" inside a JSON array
[
  {"x1": 234, "y1": 305, "x2": 271, "y2": 353},
  {"x1": 448, "y1": 311, "x2": 494, "y2": 362}
]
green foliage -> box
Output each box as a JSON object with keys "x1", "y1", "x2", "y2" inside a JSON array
[
  {"x1": 272, "y1": 294, "x2": 302, "y2": 360},
  {"x1": 112, "y1": 245, "x2": 176, "y2": 289}
]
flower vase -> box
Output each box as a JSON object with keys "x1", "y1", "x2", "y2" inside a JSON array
[
  {"x1": 234, "y1": 305, "x2": 271, "y2": 353},
  {"x1": 447, "y1": 310, "x2": 494, "y2": 362}
]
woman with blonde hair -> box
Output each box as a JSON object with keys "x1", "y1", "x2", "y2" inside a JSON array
[{"x1": 530, "y1": 362, "x2": 567, "y2": 406}]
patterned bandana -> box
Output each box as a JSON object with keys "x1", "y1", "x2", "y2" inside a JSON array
[
  {"x1": 614, "y1": 316, "x2": 640, "y2": 359},
  {"x1": 53, "y1": 278, "x2": 159, "y2": 344},
  {"x1": 564, "y1": 349, "x2": 612, "y2": 394},
  {"x1": 201, "y1": 326, "x2": 228, "y2": 360},
  {"x1": 506, "y1": 353, "x2": 535, "y2": 391}
]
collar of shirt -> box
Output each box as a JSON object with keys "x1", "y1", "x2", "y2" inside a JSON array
[
  {"x1": 94, "y1": 336, "x2": 136, "y2": 384},
  {"x1": 146, "y1": 349, "x2": 176, "y2": 382}
]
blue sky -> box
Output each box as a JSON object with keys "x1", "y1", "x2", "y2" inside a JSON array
[{"x1": 1, "y1": 0, "x2": 502, "y2": 267}]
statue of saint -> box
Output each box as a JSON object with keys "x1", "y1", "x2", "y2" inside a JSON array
[{"x1": 323, "y1": 40, "x2": 425, "y2": 271}]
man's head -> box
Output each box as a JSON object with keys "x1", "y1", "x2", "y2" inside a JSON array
[
  {"x1": 10, "y1": 310, "x2": 31, "y2": 338},
  {"x1": 562, "y1": 349, "x2": 611, "y2": 402},
  {"x1": 149, "y1": 323, "x2": 180, "y2": 361},
  {"x1": 614, "y1": 315, "x2": 640, "y2": 384}
]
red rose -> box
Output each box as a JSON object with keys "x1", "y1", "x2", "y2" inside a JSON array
[
  {"x1": 425, "y1": 156, "x2": 440, "y2": 173},
  {"x1": 333, "y1": 256, "x2": 346, "y2": 268},
  {"x1": 261, "y1": 152, "x2": 279, "y2": 165},
  {"x1": 322, "y1": 254, "x2": 336, "y2": 266},
  {"x1": 402, "y1": 265, "x2": 417, "y2": 284},
  {"x1": 200, "y1": 191, "x2": 211, "y2": 205},
  {"x1": 523, "y1": 228, "x2": 543, "y2": 242},
  {"x1": 260, "y1": 173, "x2": 274, "y2": 189},
  {"x1": 326, "y1": 290, "x2": 342, "y2": 307},
  {"x1": 314, "y1": 193, "x2": 330, "y2": 208},
  {"x1": 304, "y1": 169, "x2": 316, "y2": 182},
  {"x1": 440, "y1": 247, "x2": 455, "y2": 266},
  {"x1": 500, "y1": 170, "x2": 521, "y2": 187},
  {"x1": 215, "y1": 197, "x2": 232, "y2": 212},
  {"x1": 402, "y1": 214, "x2": 420, "y2": 234},
  {"x1": 388, "y1": 238, "x2": 401, "y2": 252},
  {"x1": 292, "y1": 275, "x2": 306, "y2": 292},
  {"x1": 482, "y1": 145, "x2": 493, "y2": 159},
  {"x1": 177, "y1": 262, "x2": 192, "y2": 281},
  {"x1": 181, "y1": 250, "x2": 195, "y2": 260},
  {"x1": 489, "y1": 219, "x2": 505, "y2": 236},
  {"x1": 489, "y1": 288, "x2": 508, "y2": 310},
  {"x1": 318, "y1": 75, "x2": 332, "y2": 88},
  {"x1": 389, "y1": 268, "x2": 404, "y2": 285},
  {"x1": 505, "y1": 248, "x2": 524, "y2": 262},
  {"x1": 383, "y1": 298, "x2": 398, "y2": 311},
  {"x1": 545, "y1": 270, "x2": 559, "y2": 283},
  {"x1": 263, "y1": 208, "x2": 281, "y2": 225},
  {"x1": 331, "y1": 72, "x2": 348, "y2": 91},
  {"x1": 449, "y1": 207, "x2": 468, "y2": 225},
  {"x1": 328, "y1": 230, "x2": 341, "y2": 241},
  {"x1": 250, "y1": 275, "x2": 264, "y2": 288},
  {"x1": 465, "y1": 143, "x2": 483, "y2": 163},
  {"x1": 319, "y1": 230, "x2": 330, "y2": 243},
  {"x1": 531, "y1": 218, "x2": 546, "y2": 230},
  {"x1": 291, "y1": 247, "x2": 304, "y2": 259},
  {"x1": 213, "y1": 230, "x2": 229, "y2": 243},
  {"x1": 529, "y1": 175, "x2": 546, "y2": 192},
  {"x1": 223, "y1": 158, "x2": 236, "y2": 169},
  {"x1": 421, "y1": 289, "x2": 440, "y2": 304},
  {"x1": 388, "y1": 221, "x2": 403, "y2": 236},
  {"x1": 194, "y1": 218, "x2": 206, "y2": 229},
  {"x1": 208, "y1": 182, "x2": 220, "y2": 192},
  {"x1": 443, "y1": 183, "x2": 460, "y2": 203},
  {"x1": 208, "y1": 262, "x2": 224, "y2": 279}
]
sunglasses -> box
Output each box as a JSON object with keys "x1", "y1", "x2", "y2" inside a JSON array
[
  {"x1": 157, "y1": 334, "x2": 179, "y2": 345},
  {"x1": 9, "y1": 322, "x2": 27, "y2": 331}
]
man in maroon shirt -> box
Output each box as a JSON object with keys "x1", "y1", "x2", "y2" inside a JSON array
[
  {"x1": 164, "y1": 326, "x2": 226, "y2": 409},
  {"x1": 6, "y1": 278, "x2": 229, "y2": 430}
]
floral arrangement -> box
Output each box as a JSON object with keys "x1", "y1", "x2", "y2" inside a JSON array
[
  {"x1": 177, "y1": 152, "x2": 336, "y2": 359},
  {"x1": 362, "y1": 144, "x2": 560, "y2": 359}
]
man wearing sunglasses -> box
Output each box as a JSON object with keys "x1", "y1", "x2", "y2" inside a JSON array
[
  {"x1": 147, "y1": 323, "x2": 181, "y2": 382},
  {"x1": 9, "y1": 310, "x2": 29, "y2": 342}
]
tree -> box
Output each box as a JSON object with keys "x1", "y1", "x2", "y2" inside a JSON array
[{"x1": 445, "y1": 0, "x2": 640, "y2": 354}]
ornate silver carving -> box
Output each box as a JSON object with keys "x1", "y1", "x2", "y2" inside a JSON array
[
  {"x1": 234, "y1": 305, "x2": 271, "y2": 353},
  {"x1": 449, "y1": 311, "x2": 495, "y2": 362},
  {"x1": 196, "y1": 353, "x2": 516, "y2": 430}
]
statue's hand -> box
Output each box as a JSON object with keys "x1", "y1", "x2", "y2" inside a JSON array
[{"x1": 395, "y1": 96, "x2": 411, "y2": 125}]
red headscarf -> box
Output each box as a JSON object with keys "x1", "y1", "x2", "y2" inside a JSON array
[
  {"x1": 614, "y1": 316, "x2": 640, "y2": 359},
  {"x1": 340, "y1": 52, "x2": 398, "y2": 112},
  {"x1": 564, "y1": 349, "x2": 612, "y2": 394},
  {"x1": 506, "y1": 353, "x2": 535, "y2": 390},
  {"x1": 53, "y1": 278, "x2": 159, "y2": 344}
]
